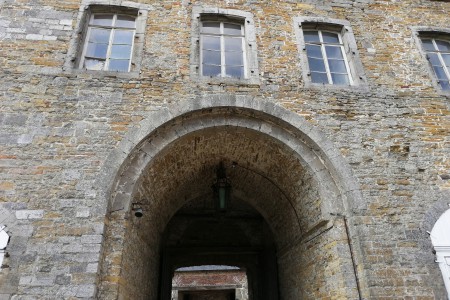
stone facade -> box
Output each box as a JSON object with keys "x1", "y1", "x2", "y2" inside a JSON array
[{"x1": 0, "y1": 0, "x2": 449, "y2": 299}]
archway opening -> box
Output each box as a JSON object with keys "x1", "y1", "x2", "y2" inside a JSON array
[
  {"x1": 98, "y1": 105, "x2": 360, "y2": 300},
  {"x1": 163, "y1": 193, "x2": 278, "y2": 300}
]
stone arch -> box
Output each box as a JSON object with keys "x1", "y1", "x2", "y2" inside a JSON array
[{"x1": 96, "y1": 94, "x2": 365, "y2": 299}]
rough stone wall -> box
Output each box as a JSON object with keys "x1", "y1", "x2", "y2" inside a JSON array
[{"x1": 0, "y1": 0, "x2": 449, "y2": 299}]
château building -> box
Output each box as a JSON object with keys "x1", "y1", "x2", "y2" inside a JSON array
[{"x1": 0, "y1": 0, "x2": 449, "y2": 299}]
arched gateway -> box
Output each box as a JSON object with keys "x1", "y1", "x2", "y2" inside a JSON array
[{"x1": 95, "y1": 95, "x2": 366, "y2": 299}]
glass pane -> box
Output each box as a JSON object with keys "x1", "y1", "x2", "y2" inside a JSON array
[
  {"x1": 328, "y1": 59, "x2": 347, "y2": 73},
  {"x1": 224, "y1": 37, "x2": 242, "y2": 51},
  {"x1": 108, "y1": 59, "x2": 130, "y2": 72},
  {"x1": 303, "y1": 31, "x2": 320, "y2": 43},
  {"x1": 202, "y1": 22, "x2": 220, "y2": 34},
  {"x1": 113, "y1": 30, "x2": 134, "y2": 44},
  {"x1": 433, "y1": 66, "x2": 448, "y2": 80},
  {"x1": 225, "y1": 66, "x2": 244, "y2": 78},
  {"x1": 306, "y1": 44, "x2": 323, "y2": 59},
  {"x1": 110, "y1": 44, "x2": 132, "y2": 59},
  {"x1": 421, "y1": 39, "x2": 435, "y2": 51},
  {"x1": 203, "y1": 64, "x2": 221, "y2": 77},
  {"x1": 440, "y1": 80, "x2": 450, "y2": 90},
  {"x1": 202, "y1": 36, "x2": 221, "y2": 50},
  {"x1": 307, "y1": 57, "x2": 326, "y2": 72},
  {"x1": 86, "y1": 42, "x2": 108, "y2": 58},
  {"x1": 225, "y1": 52, "x2": 243, "y2": 65},
  {"x1": 322, "y1": 32, "x2": 340, "y2": 44},
  {"x1": 84, "y1": 58, "x2": 105, "y2": 70},
  {"x1": 311, "y1": 72, "x2": 328, "y2": 84},
  {"x1": 223, "y1": 23, "x2": 242, "y2": 35},
  {"x1": 442, "y1": 54, "x2": 450, "y2": 67},
  {"x1": 116, "y1": 15, "x2": 135, "y2": 28},
  {"x1": 435, "y1": 40, "x2": 450, "y2": 52},
  {"x1": 89, "y1": 28, "x2": 111, "y2": 44},
  {"x1": 331, "y1": 73, "x2": 350, "y2": 85},
  {"x1": 427, "y1": 53, "x2": 441, "y2": 66},
  {"x1": 325, "y1": 46, "x2": 344, "y2": 59},
  {"x1": 202, "y1": 50, "x2": 221, "y2": 65},
  {"x1": 91, "y1": 14, "x2": 113, "y2": 26}
]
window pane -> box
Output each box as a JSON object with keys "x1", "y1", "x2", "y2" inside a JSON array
[
  {"x1": 203, "y1": 65, "x2": 221, "y2": 77},
  {"x1": 328, "y1": 59, "x2": 347, "y2": 73},
  {"x1": 202, "y1": 22, "x2": 220, "y2": 34},
  {"x1": 110, "y1": 45, "x2": 132, "y2": 59},
  {"x1": 435, "y1": 40, "x2": 450, "y2": 52},
  {"x1": 89, "y1": 28, "x2": 111, "y2": 44},
  {"x1": 84, "y1": 58, "x2": 105, "y2": 70},
  {"x1": 225, "y1": 66, "x2": 244, "y2": 78},
  {"x1": 116, "y1": 15, "x2": 135, "y2": 28},
  {"x1": 433, "y1": 66, "x2": 448, "y2": 80},
  {"x1": 86, "y1": 42, "x2": 108, "y2": 58},
  {"x1": 223, "y1": 23, "x2": 242, "y2": 35},
  {"x1": 224, "y1": 37, "x2": 242, "y2": 51},
  {"x1": 442, "y1": 54, "x2": 450, "y2": 67},
  {"x1": 322, "y1": 32, "x2": 340, "y2": 44},
  {"x1": 108, "y1": 59, "x2": 130, "y2": 72},
  {"x1": 331, "y1": 73, "x2": 350, "y2": 85},
  {"x1": 440, "y1": 80, "x2": 450, "y2": 90},
  {"x1": 225, "y1": 52, "x2": 243, "y2": 65},
  {"x1": 325, "y1": 46, "x2": 344, "y2": 59},
  {"x1": 421, "y1": 39, "x2": 435, "y2": 51},
  {"x1": 203, "y1": 50, "x2": 221, "y2": 65},
  {"x1": 306, "y1": 45, "x2": 323, "y2": 59},
  {"x1": 202, "y1": 36, "x2": 221, "y2": 50},
  {"x1": 311, "y1": 72, "x2": 328, "y2": 84},
  {"x1": 113, "y1": 30, "x2": 134, "y2": 44},
  {"x1": 307, "y1": 57, "x2": 326, "y2": 72},
  {"x1": 427, "y1": 53, "x2": 442, "y2": 66},
  {"x1": 91, "y1": 14, "x2": 113, "y2": 26},
  {"x1": 303, "y1": 31, "x2": 320, "y2": 43}
]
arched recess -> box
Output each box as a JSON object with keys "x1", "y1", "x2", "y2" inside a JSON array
[
  {"x1": 430, "y1": 208, "x2": 450, "y2": 299},
  {"x1": 95, "y1": 95, "x2": 366, "y2": 300}
]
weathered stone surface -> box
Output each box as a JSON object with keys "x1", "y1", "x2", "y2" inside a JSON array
[{"x1": 0, "y1": 0, "x2": 449, "y2": 299}]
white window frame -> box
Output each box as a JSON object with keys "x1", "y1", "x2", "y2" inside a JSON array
[
  {"x1": 294, "y1": 17, "x2": 367, "y2": 89},
  {"x1": 79, "y1": 13, "x2": 136, "y2": 72},
  {"x1": 303, "y1": 29, "x2": 353, "y2": 85},
  {"x1": 421, "y1": 37, "x2": 450, "y2": 91},
  {"x1": 190, "y1": 6, "x2": 259, "y2": 85},
  {"x1": 412, "y1": 27, "x2": 450, "y2": 95},
  {"x1": 200, "y1": 21, "x2": 247, "y2": 79},
  {"x1": 65, "y1": 1, "x2": 151, "y2": 78}
]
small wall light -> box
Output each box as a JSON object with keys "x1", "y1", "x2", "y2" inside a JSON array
[{"x1": 132, "y1": 203, "x2": 144, "y2": 218}]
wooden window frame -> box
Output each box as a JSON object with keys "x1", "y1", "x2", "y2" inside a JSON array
[
  {"x1": 304, "y1": 29, "x2": 353, "y2": 85},
  {"x1": 200, "y1": 20, "x2": 247, "y2": 79},
  {"x1": 79, "y1": 13, "x2": 136, "y2": 72}
]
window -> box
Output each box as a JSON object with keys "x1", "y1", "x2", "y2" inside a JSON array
[
  {"x1": 191, "y1": 7, "x2": 259, "y2": 84},
  {"x1": 80, "y1": 13, "x2": 136, "y2": 72},
  {"x1": 200, "y1": 21, "x2": 245, "y2": 78},
  {"x1": 65, "y1": 1, "x2": 150, "y2": 76},
  {"x1": 294, "y1": 17, "x2": 366, "y2": 88},
  {"x1": 421, "y1": 37, "x2": 450, "y2": 91},
  {"x1": 304, "y1": 30, "x2": 352, "y2": 85}
]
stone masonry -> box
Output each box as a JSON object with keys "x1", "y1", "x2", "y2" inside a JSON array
[{"x1": 0, "y1": 0, "x2": 449, "y2": 299}]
